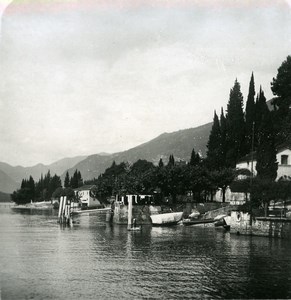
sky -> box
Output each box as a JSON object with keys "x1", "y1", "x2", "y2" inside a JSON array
[{"x1": 0, "y1": 0, "x2": 291, "y2": 167}]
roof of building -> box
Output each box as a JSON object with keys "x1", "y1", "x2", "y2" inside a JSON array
[
  {"x1": 237, "y1": 142, "x2": 291, "y2": 164},
  {"x1": 74, "y1": 185, "x2": 96, "y2": 191}
]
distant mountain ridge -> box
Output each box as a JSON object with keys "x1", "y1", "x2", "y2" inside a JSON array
[
  {"x1": 0, "y1": 122, "x2": 212, "y2": 192},
  {"x1": 0, "y1": 169, "x2": 18, "y2": 194},
  {"x1": 0, "y1": 156, "x2": 88, "y2": 193},
  {"x1": 64, "y1": 122, "x2": 212, "y2": 181}
]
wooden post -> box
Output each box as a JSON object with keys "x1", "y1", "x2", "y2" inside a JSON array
[
  {"x1": 62, "y1": 196, "x2": 67, "y2": 215},
  {"x1": 58, "y1": 196, "x2": 63, "y2": 220},
  {"x1": 127, "y1": 195, "x2": 133, "y2": 230}
]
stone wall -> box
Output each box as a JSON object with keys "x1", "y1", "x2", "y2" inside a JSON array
[
  {"x1": 112, "y1": 202, "x2": 157, "y2": 225},
  {"x1": 229, "y1": 211, "x2": 291, "y2": 239}
]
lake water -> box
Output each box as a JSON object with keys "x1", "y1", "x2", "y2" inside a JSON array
[{"x1": 1, "y1": 207, "x2": 291, "y2": 299}]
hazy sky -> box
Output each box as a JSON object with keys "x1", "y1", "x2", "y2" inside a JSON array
[{"x1": 0, "y1": 0, "x2": 291, "y2": 167}]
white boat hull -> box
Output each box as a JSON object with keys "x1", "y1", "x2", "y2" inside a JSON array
[
  {"x1": 72, "y1": 207, "x2": 111, "y2": 215},
  {"x1": 150, "y1": 212, "x2": 183, "y2": 226}
]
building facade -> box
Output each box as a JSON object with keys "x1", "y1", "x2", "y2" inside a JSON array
[
  {"x1": 74, "y1": 185, "x2": 101, "y2": 208},
  {"x1": 236, "y1": 146, "x2": 291, "y2": 180}
]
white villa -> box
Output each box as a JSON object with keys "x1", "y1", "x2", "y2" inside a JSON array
[
  {"x1": 236, "y1": 145, "x2": 291, "y2": 180},
  {"x1": 213, "y1": 145, "x2": 291, "y2": 205},
  {"x1": 74, "y1": 185, "x2": 101, "y2": 208}
]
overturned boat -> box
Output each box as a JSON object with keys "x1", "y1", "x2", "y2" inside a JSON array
[{"x1": 150, "y1": 211, "x2": 183, "y2": 226}]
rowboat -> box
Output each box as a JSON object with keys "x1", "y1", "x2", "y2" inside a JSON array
[
  {"x1": 71, "y1": 207, "x2": 111, "y2": 215},
  {"x1": 182, "y1": 218, "x2": 215, "y2": 226},
  {"x1": 150, "y1": 211, "x2": 183, "y2": 226}
]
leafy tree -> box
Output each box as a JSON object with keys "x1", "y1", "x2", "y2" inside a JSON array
[
  {"x1": 158, "y1": 158, "x2": 164, "y2": 168},
  {"x1": 250, "y1": 178, "x2": 277, "y2": 216},
  {"x1": 271, "y1": 55, "x2": 291, "y2": 115},
  {"x1": 271, "y1": 56, "x2": 291, "y2": 144},
  {"x1": 11, "y1": 188, "x2": 33, "y2": 205},
  {"x1": 130, "y1": 159, "x2": 154, "y2": 174},
  {"x1": 63, "y1": 187, "x2": 75, "y2": 200},
  {"x1": 52, "y1": 187, "x2": 63, "y2": 199},
  {"x1": 157, "y1": 164, "x2": 185, "y2": 203},
  {"x1": 210, "y1": 168, "x2": 235, "y2": 202},
  {"x1": 185, "y1": 165, "x2": 211, "y2": 202}
]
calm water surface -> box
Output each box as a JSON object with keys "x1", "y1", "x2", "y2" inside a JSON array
[{"x1": 1, "y1": 207, "x2": 291, "y2": 299}]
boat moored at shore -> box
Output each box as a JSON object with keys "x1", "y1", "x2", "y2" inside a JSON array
[{"x1": 150, "y1": 211, "x2": 183, "y2": 226}]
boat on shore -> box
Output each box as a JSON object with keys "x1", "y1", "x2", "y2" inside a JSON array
[
  {"x1": 182, "y1": 218, "x2": 215, "y2": 226},
  {"x1": 214, "y1": 214, "x2": 228, "y2": 227},
  {"x1": 150, "y1": 211, "x2": 183, "y2": 226},
  {"x1": 11, "y1": 201, "x2": 53, "y2": 210},
  {"x1": 71, "y1": 207, "x2": 111, "y2": 215}
]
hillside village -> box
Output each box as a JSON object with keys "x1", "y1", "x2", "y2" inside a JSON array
[{"x1": 3, "y1": 56, "x2": 291, "y2": 220}]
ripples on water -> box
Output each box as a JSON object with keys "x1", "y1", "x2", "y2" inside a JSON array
[{"x1": 0, "y1": 207, "x2": 291, "y2": 299}]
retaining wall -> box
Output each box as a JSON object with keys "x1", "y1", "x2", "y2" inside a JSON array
[{"x1": 229, "y1": 211, "x2": 291, "y2": 239}]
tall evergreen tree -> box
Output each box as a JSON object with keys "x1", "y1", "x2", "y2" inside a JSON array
[
  {"x1": 225, "y1": 79, "x2": 246, "y2": 167},
  {"x1": 48, "y1": 174, "x2": 62, "y2": 198},
  {"x1": 245, "y1": 72, "x2": 256, "y2": 152},
  {"x1": 167, "y1": 155, "x2": 175, "y2": 167},
  {"x1": 256, "y1": 89, "x2": 278, "y2": 181},
  {"x1": 21, "y1": 179, "x2": 26, "y2": 189},
  {"x1": 206, "y1": 111, "x2": 223, "y2": 170},
  {"x1": 220, "y1": 107, "x2": 227, "y2": 165},
  {"x1": 28, "y1": 176, "x2": 35, "y2": 200},
  {"x1": 190, "y1": 148, "x2": 200, "y2": 166},
  {"x1": 64, "y1": 171, "x2": 70, "y2": 188},
  {"x1": 158, "y1": 158, "x2": 164, "y2": 168},
  {"x1": 77, "y1": 171, "x2": 83, "y2": 187},
  {"x1": 70, "y1": 170, "x2": 79, "y2": 189}
]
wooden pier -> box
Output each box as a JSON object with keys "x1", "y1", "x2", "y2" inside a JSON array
[{"x1": 58, "y1": 196, "x2": 72, "y2": 225}]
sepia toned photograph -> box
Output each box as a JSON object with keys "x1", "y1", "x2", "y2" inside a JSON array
[{"x1": 0, "y1": 0, "x2": 291, "y2": 299}]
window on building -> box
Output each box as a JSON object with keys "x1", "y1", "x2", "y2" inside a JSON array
[{"x1": 281, "y1": 155, "x2": 288, "y2": 165}]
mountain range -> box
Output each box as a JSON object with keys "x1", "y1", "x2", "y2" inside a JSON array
[{"x1": 0, "y1": 122, "x2": 212, "y2": 194}]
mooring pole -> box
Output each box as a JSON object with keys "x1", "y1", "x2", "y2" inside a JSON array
[
  {"x1": 127, "y1": 195, "x2": 133, "y2": 230},
  {"x1": 58, "y1": 196, "x2": 63, "y2": 222}
]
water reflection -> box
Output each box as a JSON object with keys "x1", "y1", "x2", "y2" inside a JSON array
[{"x1": 1, "y1": 208, "x2": 291, "y2": 299}]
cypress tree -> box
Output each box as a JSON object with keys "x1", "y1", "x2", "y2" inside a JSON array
[
  {"x1": 245, "y1": 72, "x2": 256, "y2": 152},
  {"x1": 168, "y1": 155, "x2": 175, "y2": 167},
  {"x1": 220, "y1": 108, "x2": 227, "y2": 165},
  {"x1": 206, "y1": 111, "x2": 223, "y2": 170},
  {"x1": 28, "y1": 176, "x2": 35, "y2": 200},
  {"x1": 21, "y1": 179, "x2": 26, "y2": 189},
  {"x1": 158, "y1": 158, "x2": 164, "y2": 168},
  {"x1": 70, "y1": 170, "x2": 79, "y2": 189},
  {"x1": 64, "y1": 171, "x2": 70, "y2": 188},
  {"x1": 256, "y1": 89, "x2": 278, "y2": 181},
  {"x1": 48, "y1": 174, "x2": 62, "y2": 198},
  {"x1": 77, "y1": 171, "x2": 83, "y2": 187},
  {"x1": 225, "y1": 79, "x2": 246, "y2": 167},
  {"x1": 190, "y1": 148, "x2": 200, "y2": 166}
]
